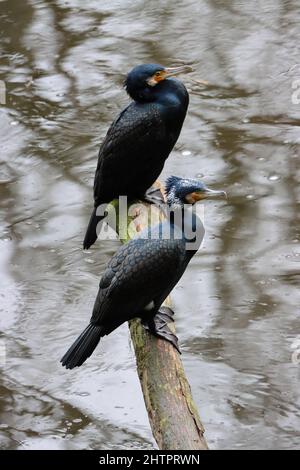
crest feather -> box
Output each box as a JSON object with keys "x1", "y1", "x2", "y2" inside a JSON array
[{"x1": 165, "y1": 175, "x2": 182, "y2": 195}]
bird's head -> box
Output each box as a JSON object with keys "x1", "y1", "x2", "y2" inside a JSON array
[
  {"x1": 124, "y1": 63, "x2": 192, "y2": 102},
  {"x1": 165, "y1": 176, "x2": 227, "y2": 207}
]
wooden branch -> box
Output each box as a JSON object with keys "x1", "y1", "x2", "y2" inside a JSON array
[{"x1": 107, "y1": 186, "x2": 208, "y2": 450}]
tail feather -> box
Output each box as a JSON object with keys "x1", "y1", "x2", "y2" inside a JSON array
[
  {"x1": 83, "y1": 207, "x2": 106, "y2": 250},
  {"x1": 61, "y1": 324, "x2": 103, "y2": 369}
]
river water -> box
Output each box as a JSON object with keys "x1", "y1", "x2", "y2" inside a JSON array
[{"x1": 0, "y1": 0, "x2": 299, "y2": 450}]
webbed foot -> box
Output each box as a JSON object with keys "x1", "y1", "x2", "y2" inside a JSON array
[
  {"x1": 142, "y1": 187, "x2": 166, "y2": 215},
  {"x1": 142, "y1": 306, "x2": 181, "y2": 353}
]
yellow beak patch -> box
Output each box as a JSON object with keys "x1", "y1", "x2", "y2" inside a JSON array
[
  {"x1": 185, "y1": 192, "x2": 203, "y2": 204},
  {"x1": 147, "y1": 71, "x2": 167, "y2": 86}
]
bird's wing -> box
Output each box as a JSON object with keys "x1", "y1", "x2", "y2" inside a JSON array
[
  {"x1": 93, "y1": 103, "x2": 167, "y2": 203},
  {"x1": 90, "y1": 238, "x2": 185, "y2": 326}
]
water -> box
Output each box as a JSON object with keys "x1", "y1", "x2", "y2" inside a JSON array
[{"x1": 0, "y1": 0, "x2": 300, "y2": 450}]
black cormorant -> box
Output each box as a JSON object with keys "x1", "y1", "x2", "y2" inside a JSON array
[
  {"x1": 62, "y1": 176, "x2": 226, "y2": 369},
  {"x1": 83, "y1": 63, "x2": 192, "y2": 249}
]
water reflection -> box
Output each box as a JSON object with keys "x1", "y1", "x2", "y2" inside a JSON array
[{"x1": 0, "y1": 0, "x2": 299, "y2": 450}]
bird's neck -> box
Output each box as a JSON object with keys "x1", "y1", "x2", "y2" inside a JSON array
[
  {"x1": 132, "y1": 79, "x2": 188, "y2": 111},
  {"x1": 168, "y1": 205, "x2": 204, "y2": 254},
  {"x1": 154, "y1": 78, "x2": 188, "y2": 110}
]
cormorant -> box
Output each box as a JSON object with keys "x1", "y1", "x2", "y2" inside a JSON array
[
  {"x1": 83, "y1": 63, "x2": 192, "y2": 249},
  {"x1": 62, "y1": 176, "x2": 226, "y2": 369}
]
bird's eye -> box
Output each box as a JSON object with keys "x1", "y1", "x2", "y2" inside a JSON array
[{"x1": 155, "y1": 71, "x2": 161, "y2": 76}]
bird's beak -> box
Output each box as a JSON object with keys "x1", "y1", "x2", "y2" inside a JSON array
[
  {"x1": 189, "y1": 188, "x2": 227, "y2": 202},
  {"x1": 164, "y1": 65, "x2": 193, "y2": 78},
  {"x1": 199, "y1": 188, "x2": 227, "y2": 200}
]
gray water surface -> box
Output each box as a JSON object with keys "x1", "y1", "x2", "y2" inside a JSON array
[{"x1": 0, "y1": 0, "x2": 300, "y2": 450}]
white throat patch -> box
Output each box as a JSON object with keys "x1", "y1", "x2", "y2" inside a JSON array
[{"x1": 146, "y1": 77, "x2": 158, "y2": 87}]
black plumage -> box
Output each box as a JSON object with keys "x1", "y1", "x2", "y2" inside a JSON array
[
  {"x1": 83, "y1": 63, "x2": 191, "y2": 249},
  {"x1": 61, "y1": 177, "x2": 226, "y2": 369}
]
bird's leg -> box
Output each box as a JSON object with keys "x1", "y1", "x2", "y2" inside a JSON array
[{"x1": 141, "y1": 306, "x2": 181, "y2": 353}]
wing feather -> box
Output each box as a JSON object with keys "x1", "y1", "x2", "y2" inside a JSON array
[
  {"x1": 90, "y1": 238, "x2": 184, "y2": 326},
  {"x1": 93, "y1": 103, "x2": 168, "y2": 204}
]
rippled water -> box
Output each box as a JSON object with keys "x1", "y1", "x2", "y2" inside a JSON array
[{"x1": 0, "y1": 0, "x2": 299, "y2": 450}]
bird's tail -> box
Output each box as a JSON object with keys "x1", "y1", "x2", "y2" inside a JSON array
[
  {"x1": 83, "y1": 207, "x2": 106, "y2": 250},
  {"x1": 61, "y1": 324, "x2": 103, "y2": 369}
]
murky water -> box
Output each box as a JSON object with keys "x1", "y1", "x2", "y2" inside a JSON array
[{"x1": 1, "y1": 0, "x2": 300, "y2": 450}]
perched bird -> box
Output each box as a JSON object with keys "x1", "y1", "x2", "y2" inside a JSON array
[
  {"x1": 83, "y1": 63, "x2": 192, "y2": 249},
  {"x1": 61, "y1": 176, "x2": 226, "y2": 369}
]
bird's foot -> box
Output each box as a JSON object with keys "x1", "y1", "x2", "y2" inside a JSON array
[
  {"x1": 142, "y1": 187, "x2": 166, "y2": 215},
  {"x1": 142, "y1": 306, "x2": 181, "y2": 353}
]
